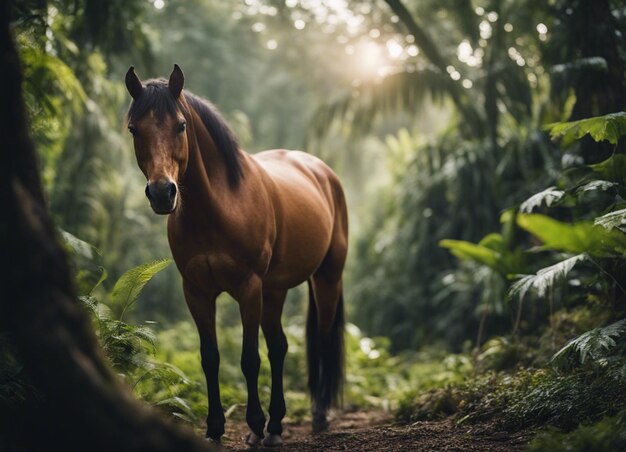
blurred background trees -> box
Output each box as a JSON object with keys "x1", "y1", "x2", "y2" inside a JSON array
[
  {"x1": 11, "y1": 0, "x2": 626, "y2": 355},
  {"x1": 10, "y1": 0, "x2": 626, "y2": 351}
]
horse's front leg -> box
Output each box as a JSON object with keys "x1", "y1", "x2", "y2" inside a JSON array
[
  {"x1": 261, "y1": 289, "x2": 288, "y2": 447},
  {"x1": 183, "y1": 281, "x2": 224, "y2": 441},
  {"x1": 236, "y1": 277, "x2": 266, "y2": 445}
]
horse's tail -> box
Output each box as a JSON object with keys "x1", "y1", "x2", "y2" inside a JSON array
[{"x1": 306, "y1": 281, "x2": 345, "y2": 413}]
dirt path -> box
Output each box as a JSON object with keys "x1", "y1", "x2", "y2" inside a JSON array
[{"x1": 211, "y1": 410, "x2": 533, "y2": 451}]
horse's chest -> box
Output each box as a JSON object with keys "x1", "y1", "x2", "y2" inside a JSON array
[{"x1": 168, "y1": 225, "x2": 270, "y2": 293}]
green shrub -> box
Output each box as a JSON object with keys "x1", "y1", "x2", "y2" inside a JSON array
[{"x1": 529, "y1": 412, "x2": 626, "y2": 452}]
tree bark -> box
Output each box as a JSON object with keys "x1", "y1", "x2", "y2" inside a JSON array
[{"x1": 0, "y1": 4, "x2": 209, "y2": 451}]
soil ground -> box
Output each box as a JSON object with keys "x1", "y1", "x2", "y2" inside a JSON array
[{"x1": 207, "y1": 410, "x2": 534, "y2": 451}]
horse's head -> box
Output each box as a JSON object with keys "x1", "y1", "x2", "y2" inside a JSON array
[{"x1": 125, "y1": 65, "x2": 189, "y2": 215}]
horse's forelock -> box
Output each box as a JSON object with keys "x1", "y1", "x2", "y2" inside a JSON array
[{"x1": 127, "y1": 79, "x2": 182, "y2": 123}]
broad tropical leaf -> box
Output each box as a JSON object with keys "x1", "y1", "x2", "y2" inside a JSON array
[
  {"x1": 509, "y1": 254, "x2": 585, "y2": 300},
  {"x1": 439, "y1": 239, "x2": 500, "y2": 270},
  {"x1": 517, "y1": 214, "x2": 626, "y2": 257},
  {"x1": 546, "y1": 112, "x2": 626, "y2": 146},
  {"x1": 519, "y1": 187, "x2": 565, "y2": 213},
  {"x1": 59, "y1": 229, "x2": 99, "y2": 261},
  {"x1": 110, "y1": 259, "x2": 172, "y2": 319},
  {"x1": 590, "y1": 154, "x2": 626, "y2": 186}
]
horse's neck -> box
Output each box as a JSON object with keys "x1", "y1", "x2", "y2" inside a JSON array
[
  {"x1": 186, "y1": 111, "x2": 228, "y2": 189},
  {"x1": 177, "y1": 111, "x2": 244, "y2": 223}
]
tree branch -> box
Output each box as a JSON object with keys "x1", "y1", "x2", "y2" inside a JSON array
[{"x1": 384, "y1": 0, "x2": 485, "y2": 137}]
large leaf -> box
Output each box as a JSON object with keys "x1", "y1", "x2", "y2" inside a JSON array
[
  {"x1": 439, "y1": 239, "x2": 500, "y2": 270},
  {"x1": 546, "y1": 112, "x2": 626, "y2": 146},
  {"x1": 516, "y1": 214, "x2": 626, "y2": 257},
  {"x1": 110, "y1": 259, "x2": 172, "y2": 319},
  {"x1": 509, "y1": 254, "x2": 585, "y2": 300},
  {"x1": 590, "y1": 154, "x2": 626, "y2": 186},
  {"x1": 59, "y1": 229, "x2": 106, "y2": 295},
  {"x1": 519, "y1": 186, "x2": 565, "y2": 213}
]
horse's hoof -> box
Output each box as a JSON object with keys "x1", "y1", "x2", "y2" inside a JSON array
[
  {"x1": 262, "y1": 433, "x2": 283, "y2": 447},
  {"x1": 312, "y1": 416, "x2": 329, "y2": 433},
  {"x1": 246, "y1": 432, "x2": 263, "y2": 447}
]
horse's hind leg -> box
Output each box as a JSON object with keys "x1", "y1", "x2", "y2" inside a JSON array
[
  {"x1": 260, "y1": 288, "x2": 288, "y2": 447},
  {"x1": 308, "y1": 236, "x2": 347, "y2": 432}
]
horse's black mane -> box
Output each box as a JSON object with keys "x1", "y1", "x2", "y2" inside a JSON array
[{"x1": 126, "y1": 78, "x2": 243, "y2": 186}]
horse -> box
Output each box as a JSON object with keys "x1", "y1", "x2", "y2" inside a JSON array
[{"x1": 124, "y1": 65, "x2": 348, "y2": 447}]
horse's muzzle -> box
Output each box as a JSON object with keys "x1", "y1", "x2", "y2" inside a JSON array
[{"x1": 145, "y1": 180, "x2": 177, "y2": 214}]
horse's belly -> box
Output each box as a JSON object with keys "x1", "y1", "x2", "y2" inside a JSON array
[
  {"x1": 263, "y1": 254, "x2": 325, "y2": 289},
  {"x1": 263, "y1": 215, "x2": 333, "y2": 289}
]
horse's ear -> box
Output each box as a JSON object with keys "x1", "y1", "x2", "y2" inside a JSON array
[
  {"x1": 169, "y1": 64, "x2": 184, "y2": 99},
  {"x1": 125, "y1": 66, "x2": 143, "y2": 99}
]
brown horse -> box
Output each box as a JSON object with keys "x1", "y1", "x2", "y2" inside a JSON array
[{"x1": 125, "y1": 65, "x2": 348, "y2": 447}]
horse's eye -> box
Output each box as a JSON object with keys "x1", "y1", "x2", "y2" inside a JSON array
[
  {"x1": 128, "y1": 125, "x2": 138, "y2": 136},
  {"x1": 177, "y1": 121, "x2": 186, "y2": 133}
]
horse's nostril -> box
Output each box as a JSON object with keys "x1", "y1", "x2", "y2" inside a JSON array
[
  {"x1": 169, "y1": 183, "x2": 177, "y2": 200},
  {"x1": 145, "y1": 184, "x2": 152, "y2": 200}
]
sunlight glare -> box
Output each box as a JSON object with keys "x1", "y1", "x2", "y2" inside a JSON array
[
  {"x1": 154, "y1": 0, "x2": 165, "y2": 10},
  {"x1": 407, "y1": 45, "x2": 419, "y2": 57},
  {"x1": 386, "y1": 39, "x2": 403, "y2": 59},
  {"x1": 355, "y1": 41, "x2": 385, "y2": 79}
]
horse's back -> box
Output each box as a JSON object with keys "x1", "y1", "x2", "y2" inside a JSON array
[{"x1": 252, "y1": 149, "x2": 347, "y2": 289}]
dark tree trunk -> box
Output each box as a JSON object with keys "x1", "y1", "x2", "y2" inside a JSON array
[{"x1": 0, "y1": 4, "x2": 209, "y2": 451}]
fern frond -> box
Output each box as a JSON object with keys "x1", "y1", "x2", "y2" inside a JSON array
[
  {"x1": 520, "y1": 187, "x2": 565, "y2": 213},
  {"x1": 310, "y1": 67, "x2": 449, "y2": 139},
  {"x1": 156, "y1": 396, "x2": 199, "y2": 424},
  {"x1": 509, "y1": 254, "x2": 585, "y2": 300},
  {"x1": 552, "y1": 319, "x2": 626, "y2": 365},
  {"x1": 576, "y1": 180, "x2": 618, "y2": 194},
  {"x1": 110, "y1": 259, "x2": 172, "y2": 320},
  {"x1": 594, "y1": 209, "x2": 626, "y2": 231}
]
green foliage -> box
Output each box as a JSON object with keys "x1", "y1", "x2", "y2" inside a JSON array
[
  {"x1": 590, "y1": 154, "x2": 626, "y2": 186},
  {"x1": 516, "y1": 214, "x2": 626, "y2": 257},
  {"x1": 440, "y1": 233, "x2": 526, "y2": 276},
  {"x1": 552, "y1": 319, "x2": 626, "y2": 366},
  {"x1": 546, "y1": 112, "x2": 626, "y2": 146},
  {"x1": 439, "y1": 237, "x2": 501, "y2": 271},
  {"x1": 397, "y1": 366, "x2": 626, "y2": 431},
  {"x1": 594, "y1": 209, "x2": 626, "y2": 232},
  {"x1": 519, "y1": 187, "x2": 565, "y2": 213},
  {"x1": 509, "y1": 254, "x2": 586, "y2": 300},
  {"x1": 529, "y1": 412, "x2": 626, "y2": 452},
  {"x1": 0, "y1": 335, "x2": 37, "y2": 406},
  {"x1": 109, "y1": 259, "x2": 172, "y2": 320}
]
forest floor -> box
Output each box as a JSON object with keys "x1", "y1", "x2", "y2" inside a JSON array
[{"x1": 211, "y1": 409, "x2": 534, "y2": 451}]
